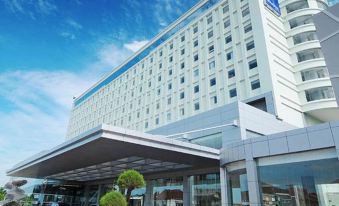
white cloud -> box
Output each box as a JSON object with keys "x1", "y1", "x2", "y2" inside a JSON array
[
  {"x1": 66, "y1": 18, "x2": 82, "y2": 30},
  {"x1": 2, "y1": 0, "x2": 57, "y2": 17},
  {"x1": 60, "y1": 31, "x2": 76, "y2": 40},
  {"x1": 124, "y1": 40, "x2": 149, "y2": 53}
]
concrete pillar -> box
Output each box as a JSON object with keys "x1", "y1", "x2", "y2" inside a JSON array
[
  {"x1": 144, "y1": 180, "x2": 153, "y2": 206},
  {"x1": 183, "y1": 176, "x2": 192, "y2": 206},
  {"x1": 220, "y1": 167, "x2": 231, "y2": 206},
  {"x1": 245, "y1": 160, "x2": 261, "y2": 206}
]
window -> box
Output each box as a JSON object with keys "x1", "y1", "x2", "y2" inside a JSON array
[
  {"x1": 208, "y1": 30, "x2": 213, "y2": 38},
  {"x1": 229, "y1": 88, "x2": 237, "y2": 97},
  {"x1": 194, "y1": 40, "x2": 198, "y2": 47},
  {"x1": 181, "y1": 35, "x2": 185, "y2": 42},
  {"x1": 301, "y1": 67, "x2": 328, "y2": 81},
  {"x1": 248, "y1": 59, "x2": 258, "y2": 70},
  {"x1": 289, "y1": 15, "x2": 313, "y2": 29},
  {"x1": 180, "y1": 76, "x2": 185, "y2": 84},
  {"x1": 228, "y1": 69, "x2": 235, "y2": 78},
  {"x1": 251, "y1": 79, "x2": 261, "y2": 90},
  {"x1": 167, "y1": 113, "x2": 171, "y2": 121},
  {"x1": 211, "y1": 96, "x2": 218, "y2": 104},
  {"x1": 209, "y1": 61, "x2": 215, "y2": 70},
  {"x1": 207, "y1": 16, "x2": 213, "y2": 24},
  {"x1": 223, "y1": 4, "x2": 229, "y2": 13},
  {"x1": 145, "y1": 122, "x2": 148, "y2": 129},
  {"x1": 158, "y1": 75, "x2": 162, "y2": 81},
  {"x1": 244, "y1": 24, "x2": 252, "y2": 33},
  {"x1": 181, "y1": 49, "x2": 185, "y2": 55},
  {"x1": 155, "y1": 117, "x2": 159, "y2": 125},
  {"x1": 225, "y1": 35, "x2": 232, "y2": 44},
  {"x1": 246, "y1": 41, "x2": 255, "y2": 50},
  {"x1": 150, "y1": 57, "x2": 153, "y2": 63},
  {"x1": 157, "y1": 88, "x2": 161, "y2": 95},
  {"x1": 194, "y1": 102, "x2": 200, "y2": 111},
  {"x1": 194, "y1": 69, "x2": 199, "y2": 77},
  {"x1": 210, "y1": 78, "x2": 216, "y2": 86},
  {"x1": 194, "y1": 85, "x2": 199, "y2": 93},
  {"x1": 169, "y1": 43, "x2": 173, "y2": 49},
  {"x1": 180, "y1": 92, "x2": 185, "y2": 99},
  {"x1": 286, "y1": 0, "x2": 308, "y2": 13},
  {"x1": 159, "y1": 51, "x2": 163, "y2": 56},
  {"x1": 296, "y1": 48, "x2": 323, "y2": 62},
  {"x1": 208, "y1": 45, "x2": 214, "y2": 53},
  {"x1": 159, "y1": 63, "x2": 162, "y2": 69},
  {"x1": 224, "y1": 19, "x2": 230, "y2": 28},
  {"x1": 226, "y1": 52, "x2": 233, "y2": 61},
  {"x1": 148, "y1": 81, "x2": 152, "y2": 87},
  {"x1": 167, "y1": 97, "x2": 171, "y2": 105},
  {"x1": 181, "y1": 62, "x2": 185, "y2": 69},
  {"x1": 169, "y1": 56, "x2": 173, "y2": 62},
  {"x1": 193, "y1": 26, "x2": 198, "y2": 34},
  {"x1": 194, "y1": 54, "x2": 199, "y2": 62},
  {"x1": 156, "y1": 102, "x2": 160, "y2": 109},
  {"x1": 242, "y1": 6, "x2": 250, "y2": 17},
  {"x1": 293, "y1": 31, "x2": 317, "y2": 45},
  {"x1": 305, "y1": 87, "x2": 334, "y2": 102},
  {"x1": 169, "y1": 69, "x2": 173, "y2": 75},
  {"x1": 168, "y1": 83, "x2": 172, "y2": 90},
  {"x1": 146, "y1": 108, "x2": 150, "y2": 114},
  {"x1": 180, "y1": 108, "x2": 185, "y2": 116}
]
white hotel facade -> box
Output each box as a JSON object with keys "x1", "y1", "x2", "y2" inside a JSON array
[{"x1": 7, "y1": 0, "x2": 339, "y2": 206}]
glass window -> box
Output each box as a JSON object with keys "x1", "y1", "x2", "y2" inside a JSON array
[
  {"x1": 301, "y1": 67, "x2": 328, "y2": 81},
  {"x1": 224, "y1": 19, "x2": 231, "y2": 28},
  {"x1": 230, "y1": 88, "x2": 237, "y2": 98},
  {"x1": 181, "y1": 62, "x2": 185, "y2": 69},
  {"x1": 227, "y1": 52, "x2": 233, "y2": 61},
  {"x1": 228, "y1": 69, "x2": 235, "y2": 78},
  {"x1": 193, "y1": 26, "x2": 198, "y2": 34},
  {"x1": 194, "y1": 69, "x2": 199, "y2": 77},
  {"x1": 208, "y1": 30, "x2": 213, "y2": 38},
  {"x1": 168, "y1": 83, "x2": 172, "y2": 90},
  {"x1": 259, "y1": 158, "x2": 339, "y2": 206},
  {"x1": 212, "y1": 96, "x2": 218, "y2": 104},
  {"x1": 242, "y1": 6, "x2": 250, "y2": 17},
  {"x1": 207, "y1": 16, "x2": 213, "y2": 24},
  {"x1": 289, "y1": 15, "x2": 313, "y2": 29},
  {"x1": 167, "y1": 97, "x2": 171, "y2": 105},
  {"x1": 249, "y1": 59, "x2": 258, "y2": 70},
  {"x1": 209, "y1": 45, "x2": 215, "y2": 53},
  {"x1": 194, "y1": 54, "x2": 199, "y2": 62},
  {"x1": 191, "y1": 133, "x2": 223, "y2": 149},
  {"x1": 246, "y1": 41, "x2": 255, "y2": 50},
  {"x1": 169, "y1": 43, "x2": 173, "y2": 50},
  {"x1": 305, "y1": 86, "x2": 334, "y2": 102},
  {"x1": 194, "y1": 85, "x2": 200, "y2": 93},
  {"x1": 244, "y1": 24, "x2": 252, "y2": 33},
  {"x1": 209, "y1": 61, "x2": 216, "y2": 70},
  {"x1": 180, "y1": 92, "x2": 185, "y2": 99},
  {"x1": 180, "y1": 108, "x2": 185, "y2": 116},
  {"x1": 155, "y1": 117, "x2": 159, "y2": 125},
  {"x1": 286, "y1": 0, "x2": 309, "y2": 13},
  {"x1": 169, "y1": 56, "x2": 173, "y2": 62},
  {"x1": 194, "y1": 39, "x2": 199, "y2": 47},
  {"x1": 191, "y1": 173, "x2": 221, "y2": 206},
  {"x1": 180, "y1": 76, "x2": 185, "y2": 84},
  {"x1": 225, "y1": 35, "x2": 232, "y2": 44},
  {"x1": 181, "y1": 49, "x2": 185, "y2": 55},
  {"x1": 223, "y1": 4, "x2": 229, "y2": 13},
  {"x1": 297, "y1": 48, "x2": 323, "y2": 62},
  {"x1": 293, "y1": 31, "x2": 317, "y2": 45},
  {"x1": 228, "y1": 169, "x2": 249, "y2": 206},
  {"x1": 251, "y1": 79, "x2": 261, "y2": 90},
  {"x1": 210, "y1": 78, "x2": 216, "y2": 86},
  {"x1": 181, "y1": 35, "x2": 185, "y2": 42},
  {"x1": 153, "y1": 177, "x2": 183, "y2": 206},
  {"x1": 169, "y1": 69, "x2": 173, "y2": 75},
  {"x1": 194, "y1": 102, "x2": 200, "y2": 110}
]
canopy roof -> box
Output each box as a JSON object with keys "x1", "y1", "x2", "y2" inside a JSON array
[{"x1": 7, "y1": 125, "x2": 219, "y2": 182}]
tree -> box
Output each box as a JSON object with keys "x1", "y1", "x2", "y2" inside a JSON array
[
  {"x1": 117, "y1": 170, "x2": 145, "y2": 205},
  {"x1": 100, "y1": 191, "x2": 127, "y2": 206},
  {"x1": 0, "y1": 187, "x2": 6, "y2": 201}
]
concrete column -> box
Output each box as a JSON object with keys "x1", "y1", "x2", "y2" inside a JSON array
[
  {"x1": 220, "y1": 167, "x2": 231, "y2": 206},
  {"x1": 183, "y1": 176, "x2": 192, "y2": 206},
  {"x1": 144, "y1": 180, "x2": 153, "y2": 206},
  {"x1": 245, "y1": 160, "x2": 261, "y2": 206}
]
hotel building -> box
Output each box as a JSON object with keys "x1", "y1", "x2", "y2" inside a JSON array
[{"x1": 7, "y1": 0, "x2": 339, "y2": 206}]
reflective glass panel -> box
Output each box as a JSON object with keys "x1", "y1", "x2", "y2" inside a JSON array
[
  {"x1": 191, "y1": 173, "x2": 221, "y2": 206},
  {"x1": 153, "y1": 177, "x2": 183, "y2": 206},
  {"x1": 228, "y1": 169, "x2": 249, "y2": 206},
  {"x1": 258, "y1": 158, "x2": 339, "y2": 206}
]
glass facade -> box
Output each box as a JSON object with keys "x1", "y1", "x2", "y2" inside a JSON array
[
  {"x1": 258, "y1": 158, "x2": 339, "y2": 206},
  {"x1": 191, "y1": 173, "x2": 221, "y2": 206},
  {"x1": 153, "y1": 177, "x2": 183, "y2": 206},
  {"x1": 228, "y1": 169, "x2": 249, "y2": 206}
]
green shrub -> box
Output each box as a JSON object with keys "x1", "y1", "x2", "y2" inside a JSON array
[
  {"x1": 117, "y1": 170, "x2": 145, "y2": 203},
  {"x1": 100, "y1": 191, "x2": 127, "y2": 206}
]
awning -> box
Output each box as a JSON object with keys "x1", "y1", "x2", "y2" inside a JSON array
[{"x1": 7, "y1": 124, "x2": 219, "y2": 182}]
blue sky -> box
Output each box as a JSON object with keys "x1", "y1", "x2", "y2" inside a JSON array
[{"x1": 0, "y1": 0, "x2": 199, "y2": 185}]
